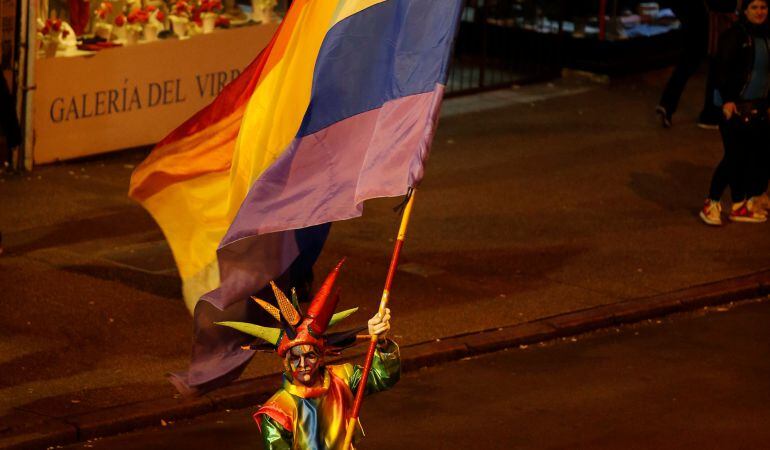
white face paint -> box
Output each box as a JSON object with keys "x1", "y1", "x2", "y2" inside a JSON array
[{"x1": 285, "y1": 344, "x2": 323, "y2": 386}]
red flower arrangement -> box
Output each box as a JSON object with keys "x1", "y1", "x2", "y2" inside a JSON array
[
  {"x1": 171, "y1": 1, "x2": 193, "y2": 18},
  {"x1": 38, "y1": 17, "x2": 69, "y2": 56},
  {"x1": 94, "y1": 2, "x2": 113, "y2": 21},
  {"x1": 198, "y1": 0, "x2": 223, "y2": 14},
  {"x1": 127, "y1": 7, "x2": 150, "y2": 24},
  {"x1": 194, "y1": 0, "x2": 227, "y2": 30},
  {"x1": 39, "y1": 18, "x2": 69, "y2": 38},
  {"x1": 145, "y1": 5, "x2": 166, "y2": 22},
  {"x1": 114, "y1": 14, "x2": 126, "y2": 27}
]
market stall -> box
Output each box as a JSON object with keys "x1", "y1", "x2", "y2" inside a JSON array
[
  {"x1": 29, "y1": 0, "x2": 281, "y2": 164},
  {"x1": 520, "y1": 0, "x2": 684, "y2": 73},
  {"x1": 446, "y1": 0, "x2": 683, "y2": 95}
]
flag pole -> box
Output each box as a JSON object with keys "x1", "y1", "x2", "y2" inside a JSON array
[{"x1": 342, "y1": 189, "x2": 416, "y2": 449}]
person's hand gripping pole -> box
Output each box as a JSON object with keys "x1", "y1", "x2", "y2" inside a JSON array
[{"x1": 367, "y1": 308, "x2": 391, "y2": 344}]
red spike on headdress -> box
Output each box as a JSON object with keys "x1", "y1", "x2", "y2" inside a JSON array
[{"x1": 306, "y1": 259, "x2": 345, "y2": 335}]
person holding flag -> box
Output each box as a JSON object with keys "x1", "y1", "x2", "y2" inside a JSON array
[
  {"x1": 217, "y1": 260, "x2": 400, "y2": 449},
  {"x1": 128, "y1": 0, "x2": 462, "y2": 405}
]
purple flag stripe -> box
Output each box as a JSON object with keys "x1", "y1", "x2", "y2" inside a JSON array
[
  {"x1": 215, "y1": 85, "x2": 444, "y2": 307},
  {"x1": 221, "y1": 85, "x2": 445, "y2": 251}
]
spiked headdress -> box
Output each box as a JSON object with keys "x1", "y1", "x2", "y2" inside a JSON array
[{"x1": 217, "y1": 260, "x2": 361, "y2": 357}]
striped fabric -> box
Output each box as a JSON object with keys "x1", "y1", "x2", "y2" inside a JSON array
[{"x1": 129, "y1": 0, "x2": 462, "y2": 394}]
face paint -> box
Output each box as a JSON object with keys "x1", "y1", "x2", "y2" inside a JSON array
[{"x1": 285, "y1": 344, "x2": 323, "y2": 386}]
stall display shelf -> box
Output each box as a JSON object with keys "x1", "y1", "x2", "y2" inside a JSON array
[{"x1": 33, "y1": 22, "x2": 278, "y2": 164}]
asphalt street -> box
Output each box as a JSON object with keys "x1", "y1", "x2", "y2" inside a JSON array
[
  {"x1": 6, "y1": 68, "x2": 770, "y2": 450},
  {"x1": 62, "y1": 299, "x2": 770, "y2": 450}
]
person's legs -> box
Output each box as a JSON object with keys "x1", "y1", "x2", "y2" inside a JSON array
[
  {"x1": 701, "y1": 120, "x2": 734, "y2": 225},
  {"x1": 697, "y1": 58, "x2": 722, "y2": 128},
  {"x1": 707, "y1": 121, "x2": 737, "y2": 201},
  {"x1": 727, "y1": 121, "x2": 750, "y2": 204},
  {"x1": 726, "y1": 119, "x2": 768, "y2": 222},
  {"x1": 659, "y1": 49, "x2": 703, "y2": 117},
  {"x1": 658, "y1": 3, "x2": 708, "y2": 127},
  {"x1": 0, "y1": 78, "x2": 21, "y2": 170}
]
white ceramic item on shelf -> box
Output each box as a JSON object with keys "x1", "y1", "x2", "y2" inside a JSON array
[
  {"x1": 94, "y1": 23, "x2": 112, "y2": 40},
  {"x1": 113, "y1": 26, "x2": 127, "y2": 41},
  {"x1": 43, "y1": 39, "x2": 58, "y2": 58},
  {"x1": 250, "y1": 2, "x2": 264, "y2": 22},
  {"x1": 144, "y1": 24, "x2": 159, "y2": 41},
  {"x1": 170, "y1": 16, "x2": 189, "y2": 38},
  {"x1": 60, "y1": 21, "x2": 78, "y2": 52},
  {"x1": 126, "y1": 28, "x2": 141, "y2": 46},
  {"x1": 251, "y1": 1, "x2": 273, "y2": 23},
  {"x1": 261, "y1": 7, "x2": 273, "y2": 23},
  {"x1": 202, "y1": 13, "x2": 217, "y2": 34}
]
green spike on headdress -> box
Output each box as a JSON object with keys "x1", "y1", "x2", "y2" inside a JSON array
[
  {"x1": 251, "y1": 296, "x2": 281, "y2": 323},
  {"x1": 271, "y1": 281, "x2": 301, "y2": 326},
  {"x1": 215, "y1": 321, "x2": 282, "y2": 346},
  {"x1": 290, "y1": 287, "x2": 303, "y2": 315},
  {"x1": 328, "y1": 307, "x2": 358, "y2": 328}
]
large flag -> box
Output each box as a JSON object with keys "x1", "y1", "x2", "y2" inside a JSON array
[{"x1": 129, "y1": 0, "x2": 463, "y2": 394}]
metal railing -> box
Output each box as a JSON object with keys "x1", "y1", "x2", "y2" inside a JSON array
[{"x1": 446, "y1": 0, "x2": 565, "y2": 96}]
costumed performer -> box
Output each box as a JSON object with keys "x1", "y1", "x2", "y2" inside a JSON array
[{"x1": 217, "y1": 260, "x2": 400, "y2": 449}]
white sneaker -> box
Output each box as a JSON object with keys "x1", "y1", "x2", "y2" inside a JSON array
[
  {"x1": 699, "y1": 199, "x2": 723, "y2": 226},
  {"x1": 730, "y1": 200, "x2": 767, "y2": 223},
  {"x1": 750, "y1": 194, "x2": 770, "y2": 213}
]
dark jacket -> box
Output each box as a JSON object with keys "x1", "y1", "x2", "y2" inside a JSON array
[{"x1": 714, "y1": 20, "x2": 770, "y2": 103}]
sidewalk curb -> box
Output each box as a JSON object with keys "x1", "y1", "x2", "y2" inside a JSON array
[{"x1": 3, "y1": 270, "x2": 769, "y2": 449}]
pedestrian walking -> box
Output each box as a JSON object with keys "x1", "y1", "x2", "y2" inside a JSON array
[
  {"x1": 700, "y1": 0, "x2": 770, "y2": 225},
  {"x1": 656, "y1": 0, "x2": 710, "y2": 128},
  {"x1": 0, "y1": 78, "x2": 20, "y2": 257},
  {"x1": 0, "y1": 75, "x2": 21, "y2": 170}
]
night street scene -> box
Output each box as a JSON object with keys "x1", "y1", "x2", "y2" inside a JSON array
[{"x1": 2, "y1": 1, "x2": 770, "y2": 449}]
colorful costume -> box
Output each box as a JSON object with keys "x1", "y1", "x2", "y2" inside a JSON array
[
  {"x1": 217, "y1": 261, "x2": 400, "y2": 449},
  {"x1": 257, "y1": 343, "x2": 399, "y2": 449}
]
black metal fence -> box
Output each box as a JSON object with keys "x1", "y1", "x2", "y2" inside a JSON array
[{"x1": 446, "y1": 0, "x2": 566, "y2": 96}]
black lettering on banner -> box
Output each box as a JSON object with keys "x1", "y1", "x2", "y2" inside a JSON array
[
  {"x1": 66, "y1": 97, "x2": 79, "y2": 121},
  {"x1": 175, "y1": 79, "x2": 186, "y2": 103},
  {"x1": 94, "y1": 91, "x2": 106, "y2": 116},
  {"x1": 127, "y1": 86, "x2": 142, "y2": 111},
  {"x1": 80, "y1": 94, "x2": 93, "y2": 118},
  {"x1": 162, "y1": 79, "x2": 174, "y2": 105},
  {"x1": 122, "y1": 79, "x2": 128, "y2": 111},
  {"x1": 216, "y1": 71, "x2": 228, "y2": 95},
  {"x1": 148, "y1": 82, "x2": 163, "y2": 107},
  {"x1": 46, "y1": 70, "x2": 246, "y2": 123},
  {"x1": 50, "y1": 97, "x2": 65, "y2": 123},
  {"x1": 195, "y1": 73, "x2": 209, "y2": 97},
  {"x1": 107, "y1": 89, "x2": 120, "y2": 114}
]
